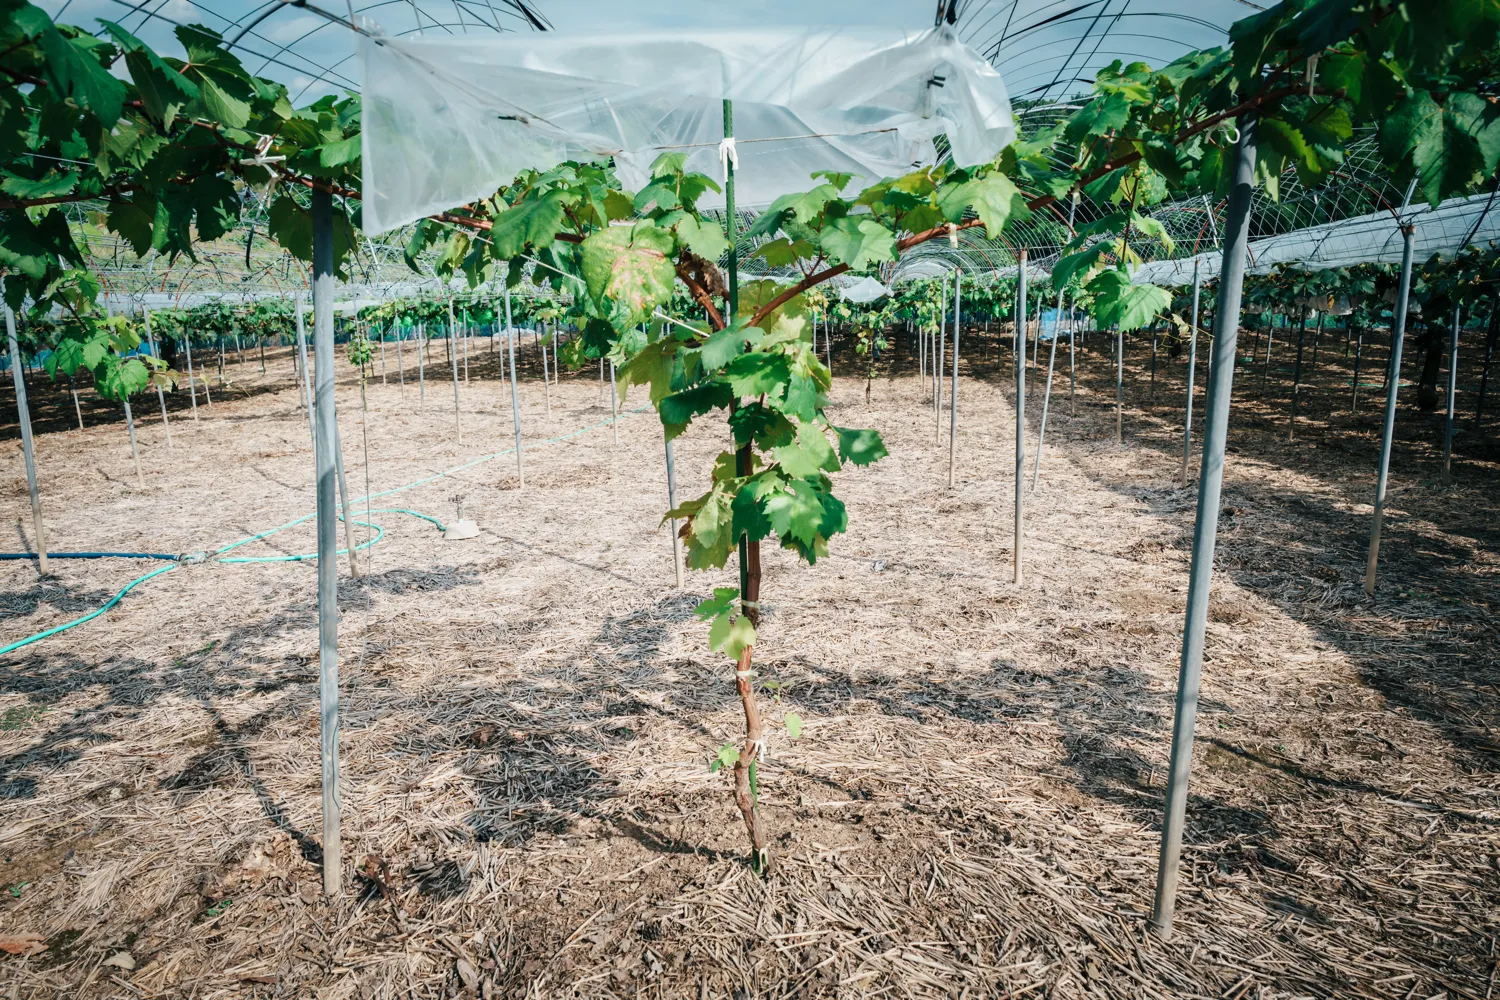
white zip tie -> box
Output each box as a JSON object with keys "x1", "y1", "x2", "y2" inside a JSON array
[
  {"x1": 745, "y1": 737, "x2": 767, "y2": 764},
  {"x1": 718, "y1": 137, "x2": 739, "y2": 182}
]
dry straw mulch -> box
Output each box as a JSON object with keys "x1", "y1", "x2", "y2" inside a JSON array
[{"x1": 1, "y1": 329, "x2": 1496, "y2": 999}]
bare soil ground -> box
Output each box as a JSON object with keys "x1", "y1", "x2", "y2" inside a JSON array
[{"x1": 1, "y1": 325, "x2": 1497, "y2": 999}]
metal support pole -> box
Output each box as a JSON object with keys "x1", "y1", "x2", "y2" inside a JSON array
[
  {"x1": 505, "y1": 287, "x2": 523, "y2": 487},
  {"x1": 666, "y1": 434, "x2": 684, "y2": 588},
  {"x1": 948, "y1": 268, "x2": 961, "y2": 489},
  {"x1": 1441, "y1": 304, "x2": 1460, "y2": 484},
  {"x1": 1289, "y1": 313, "x2": 1308, "y2": 440},
  {"x1": 184, "y1": 333, "x2": 200, "y2": 419},
  {"x1": 919, "y1": 306, "x2": 926, "y2": 384},
  {"x1": 542, "y1": 323, "x2": 553, "y2": 415},
  {"x1": 311, "y1": 188, "x2": 341, "y2": 898},
  {"x1": 296, "y1": 295, "x2": 315, "y2": 448},
  {"x1": 1351, "y1": 328, "x2": 1363, "y2": 411},
  {"x1": 1364, "y1": 225, "x2": 1415, "y2": 596},
  {"x1": 1182, "y1": 263, "x2": 1202, "y2": 484},
  {"x1": 1033, "y1": 280, "x2": 1059, "y2": 492},
  {"x1": 1151, "y1": 117, "x2": 1257, "y2": 941},
  {"x1": 418, "y1": 322, "x2": 426, "y2": 409},
  {"x1": 7, "y1": 306, "x2": 47, "y2": 574},
  {"x1": 1013, "y1": 256, "x2": 1025, "y2": 583},
  {"x1": 935, "y1": 274, "x2": 947, "y2": 443},
  {"x1": 1115, "y1": 326, "x2": 1124, "y2": 444},
  {"x1": 144, "y1": 311, "x2": 173, "y2": 448},
  {"x1": 448, "y1": 298, "x2": 461, "y2": 445},
  {"x1": 396, "y1": 322, "x2": 405, "y2": 395},
  {"x1": 124, "y1": 395, "x2": 143, "y2": 487},
  {"x1": 1069, "y1": 303, "x2": 1077, "y2": 408},
  {"x1": 334, "y1": 420, "x2": 360, "y2": 578}
]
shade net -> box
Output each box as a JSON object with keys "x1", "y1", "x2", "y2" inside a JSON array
[
  {"x1": 1132, "y1": 192, "x2": 1500, "y2": 285},
  {"x1": 359, "y1": 25, "x2": 1015, "y2": 234}
]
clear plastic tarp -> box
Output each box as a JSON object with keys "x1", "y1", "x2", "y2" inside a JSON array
[
  {"x1": 359, "y1": 25, "x2": 1015, "y2": 234},
  {"x1": 839, "y1": 276, "x2": 894, "y2": 302},
  {"x1": 1133, "y1": 192, "x2": 1500, "y2": 285}
]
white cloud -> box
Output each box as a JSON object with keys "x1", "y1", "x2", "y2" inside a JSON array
[{"x1": 261, "y1": 14, "x2": 328, "y2": 46}]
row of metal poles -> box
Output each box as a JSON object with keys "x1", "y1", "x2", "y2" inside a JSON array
[{"x1": 865, "y1": 118, "x2": 1431, "y2": 938}]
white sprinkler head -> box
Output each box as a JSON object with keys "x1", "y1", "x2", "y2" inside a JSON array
[{"x1": 444, "y1": 519, "x2": 480, "y2": 541}]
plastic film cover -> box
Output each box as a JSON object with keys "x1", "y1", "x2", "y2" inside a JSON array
[{"x1": 360, "y1": 26, "x2": 1014, "y2": 234}]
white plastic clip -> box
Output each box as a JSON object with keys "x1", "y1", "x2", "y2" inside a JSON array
[
  {"x1": 718, "y1": 137, "x2": 740, "y2": 182},
  {"x1": 948, "y1": 222, "x2": 959, "y2": 247},
  {"x1": 241, "y1": 135, "x2": 286, "y2": 168},
  {"x1": 1306, "y1": 53, "x2": 1319, "y2": 97},
  {"x1": 745, "y1": 737, "x2": 767, "y2": 764}
]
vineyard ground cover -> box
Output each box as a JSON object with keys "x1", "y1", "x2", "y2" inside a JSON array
[{"x1": 0, "y1": 347, "x2": 1496, "y2": 997}]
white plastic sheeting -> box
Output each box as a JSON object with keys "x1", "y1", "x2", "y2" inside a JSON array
[
  {"x1": 359, "y1": 26, "x2": 1014, "y2": 235},
  {"x1": 1133, "y1": 191, "x2": 1500, "y2": 285},
  {"x1": 839, "y1": 276, "x2": 893, "y2": 303}
]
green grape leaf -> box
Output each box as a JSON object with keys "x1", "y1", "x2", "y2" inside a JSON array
[
  {"x1": 697, "y1": 323, "x2": 762, "y2": 372},
  {"x1": 106, "y1": 196, "x2": 156, "y2": 257},
  {"x1": 710, "y1": 614, "x2": 756, "y2": 660},
  {"x1": 581, "y1": 221, "x2": 675, "y2": 326},
  {"x1": 754, "y1": 238, "x2": 815, "y2": 269},
  {"x1": 1064, "y1": 92, "x2": 1130, "y2": 142},
  {"x1": 709, "y1": 743, "x2": 740, "y2": 773},
  {"x1": 673, "y1": 214, "x2": 729, "y2": 262},
  {"x1": 763, "y1": 478, "x2": 828, "y2": 549},
  {"x1": 1381, "y1": 90, "x2": 1500, "y2": 207},
  {"x1": 33, "y1": 22, "x2": 126, "y2": 127},
  {"x1": 1, "y1": 171, "x2": 76, "y2": 200},
  {"x1": 658, "y1": 382, "x2": 733, "y2": 439},
  {"x1": 1087, "y1": 267, "x2": 1171, "y2": 332},
  {"x1": 100, "y1": 21, "x2": 197, "y2": 128},
  {"x1": 819, "y1": 217, "x2": 896, "y2": 270},
  {"x1": 833, "y1": 425, "x2": 888, "y2": 467},
  {"x1": 784, "y1": 712, "x2": 803, "y2": 739},
  {"x1": 694, "y1": 586, "x2": 740, "y2": 621},
  {"x1": 1050, "y1": 243, "x2": 1109, "y2": 290},
  {"x1": 772, "y1": 422, "x2": 840, "y2": 478},
  {"x1": 936, "y1": 172, "x2": 1027, "y2": 238},
  {"x1": 723, "y1": 352, "x2": 791, "y2": 399},
  {"x1": 490, "y1": 189, "x2": 568, "y2": 257}
]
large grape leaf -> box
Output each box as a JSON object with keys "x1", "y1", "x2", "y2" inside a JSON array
[
  {"x1": 581, "y1": 221, "x2": 675, "y2": 326},
  {"x1": 936, "y1": 172, "x2": 1028, "y2": 239},
  {"x1": 1087, "y1": 267, "x2": 1171, "y2": 332},
  {"x1": 833, "y1": 425, "x2": 888, "y2": 467},
  {"x1": 100, "y1": 21, "x2": 197, "y2": 129},
  {"x1": 818, "y1": 217, "x2": 895, "y2": 270},
  {"x1": 771, "y1": 422, "x2": 840, "y2": 479},
  {"x1": 27, "y1": 16, "x2": 126, "y2": 128},
  {"x1": 490, "y1": 189, "x2": 568, "y2": 257},
  {"x1": 1381, "y1": 90, "x2": 1500, "y2": 207}
]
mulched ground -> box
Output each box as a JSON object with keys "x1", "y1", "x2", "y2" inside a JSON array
[{"x1": 1, "y1": 320, "x2": 1496, "y2": 999}]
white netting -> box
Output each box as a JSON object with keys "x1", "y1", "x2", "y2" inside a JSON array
[
  {"x1": 359, "y1": 25, "x2": 1015, "y2": 234},
  {"x1": 1133, "y1": 191, "x2": 1500, "y2": 285}
]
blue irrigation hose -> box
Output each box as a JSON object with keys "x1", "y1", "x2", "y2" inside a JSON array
[
  {"x1": 0, "y1": 552, "x2": 180, "y2": 562},
  {"x1": 1, "y1": 406, "x2": 648, "y2": 656},
  {"x1": 217, "y1": 519, "x2": 386, "y2": 564},
  {"x1": 0, "y1": 564, "x2": 178, "y2": 656}
]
